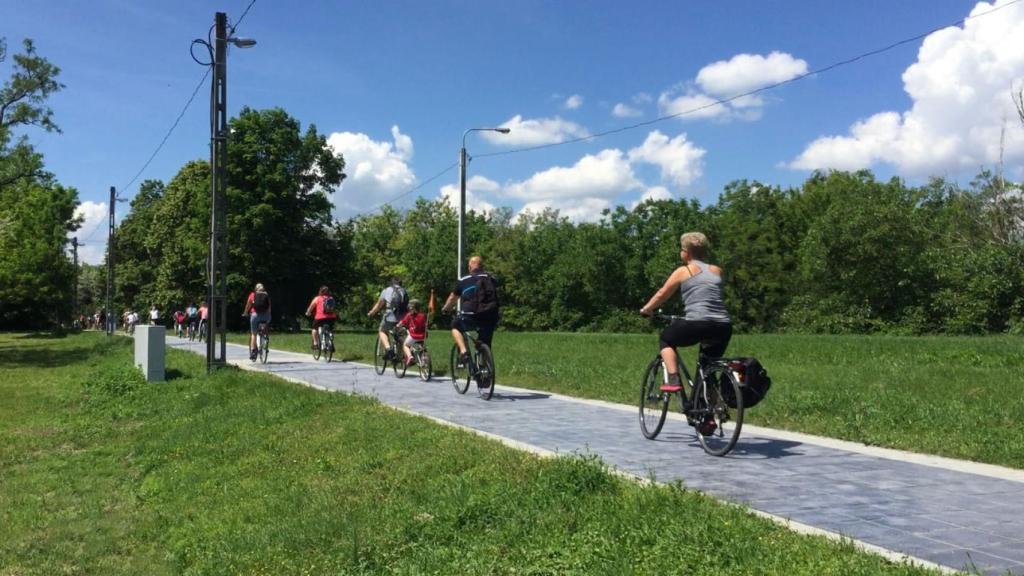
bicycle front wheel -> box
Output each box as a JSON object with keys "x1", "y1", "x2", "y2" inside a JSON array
[
  {"x1": 640, "y1": 358, "x2": 669, "y2": 439},
  {"x1": 418, "y1": 349, "x2": 432, "y2": 382},
  {"x1": 694, "y1": 365, "x2": 744, "y2": 457},
  {"x1": 392, "y1": 346, "x2": 407, "y2": 378},
  {"x1": 259, "y1": 334, "x2": 269, "y2": 364},
  {"x1": 475, "y1": 344, "x2": 495, "y2": 400},
  {"x1": 450, "y1": 345, "x2": 470, "y2": 394},
  {"x1": 373, "y1": 338, "x2": 386, "y2": 375},
  {"x1": 324, "y1": 332, "x2": 333, "y2": 363}
]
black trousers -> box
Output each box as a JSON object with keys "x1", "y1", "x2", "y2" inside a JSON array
[{"x1": 659, "y1": 320, "x2": 732, "y2": 359}]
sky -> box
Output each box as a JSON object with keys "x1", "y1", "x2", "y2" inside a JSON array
[{"x1": 4, "y1": 0, "x2": 1024, "y2": 264}]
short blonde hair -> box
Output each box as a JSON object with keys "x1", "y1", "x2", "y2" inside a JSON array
[{"x1": 680, "y1": 232, "x2": 709, "y2": 260}]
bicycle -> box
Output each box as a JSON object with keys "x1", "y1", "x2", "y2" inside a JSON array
[
  {"x1": 186, "y1": 320, "x2": 197, "y2": 341},
  {"x1": 373, "y1": 325, "x2": 407, "y2": 378},
  {"x1": 312, "y1": 323, "x2": 334, "y2": 363},
  {"x1": 409, "y1": 340, "x2": 432, "y2": 382},
  {"x1": 198, "y1": 319, "x2": 208, "y2": 343},
  {"x1": 450, "y1": 323, "x2": 495, "y2": 400},
  {"x1": 639, "y1": 314, "x2": 744, "y2": 456},
  {"x1": 254, "y1": 320, "x2": 270, "y2": 364}
]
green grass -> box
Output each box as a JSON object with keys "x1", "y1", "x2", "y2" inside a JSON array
[
  {"x1": 0, "y1": 332, "x2": 947, "y2": 575},
  {"x1": 232, "y1": 328, "x2": 1024, "y2": 469}
]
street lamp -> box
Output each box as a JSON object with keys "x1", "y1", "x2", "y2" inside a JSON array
[
  {"x1": 191, "y1": 12, "x2": 256, "y2": 373},
  {"x1": 458, "y1": 127, "x2": 510, "y2": 278}
]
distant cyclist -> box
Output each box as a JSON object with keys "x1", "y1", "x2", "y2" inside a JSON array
[
  {"x1": 367, "y1": 276, "x2": 408, "y2": 360},
  {"x1": 186, "y1": 302, "x2": 199, "y2": 336},
  {"x1": 149, "y1": 305, "x2": 160, "y2": 326},
  {"x1": 197, "y1": 301, "x2": 208, "y2": 339},
  {"x1": 173, "y1": 308, "x2": 186, "y2": 337},
  {"x1": 441, "y1": 256, "x2": 500, "y2": 367},
  {"x1": 243, "y1": 283, "x2": 272, "y2": 361},
  {"x1": 305, "y1": 286, "x2": 337, "y2": 352},
  {"x1": 639, "y1": 232, "x2": 732, "y2": 394}
]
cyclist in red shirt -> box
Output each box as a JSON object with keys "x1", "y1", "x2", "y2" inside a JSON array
[
  {"x1": 397, "y1": 299, "x2": 428, "y2": 366},
  {"x1": 304, "y1": 286, "x2": 337, "y2": 352}
]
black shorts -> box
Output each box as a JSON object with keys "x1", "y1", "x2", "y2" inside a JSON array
[
  {"x1": 312, "y1": 318, "x2": 335, "y2": 331},
  {"x1": 452, "y1": 314, "x2": 497, "y2": 347},
  {"x1": 659, "y1": 320, "x2": 732, "y2": 359}
]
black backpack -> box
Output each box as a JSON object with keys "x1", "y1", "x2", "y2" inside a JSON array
[
  {"x1": 719, "y1": 357, "x2": 771, "y2": 409},
  {"x1": 388, "y1": 286, "x2": 408, "y2": 318},
  {"x1": 473, "y1": 274, "x2": 499, "y2": 316},
  {"x1": 253, "y1": 292, "x2": 271, "y2": 313}
]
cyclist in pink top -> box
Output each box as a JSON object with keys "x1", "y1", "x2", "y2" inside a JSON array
[
  {"x1": 397, "y1": 299, "x2": 428, "y2": 366},
  {"x1": 304, "y1": 286, "x2": 337, "y2": 352}
]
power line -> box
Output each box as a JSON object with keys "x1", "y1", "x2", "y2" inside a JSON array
[
  {"x1": 231, "y1": 0, "x2": 257, "y2": 33},
  {"x1": 363, "y1": 162, "x2": 459, "y2": 216},
  {"x1": 118, "y1": 68, "x2": 211, "y2": 198},
  {"x1": 475, "y1": 0, "x2": 1023, "y2": 160}
]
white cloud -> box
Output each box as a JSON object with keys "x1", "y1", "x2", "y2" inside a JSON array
[
  {"x1": 431, "y1": 130, "x2": 706, "y2": 223},
  {"x1": 72, "y1": 201, "x2": 108, "y2": 264},
  {"x1": 563, "y1": 94, "x2": 584, "y2": 110},
  {"x1": 518, "y1": 197, "x2": 611, "y2": 223},
  {"x1": 612, "y1": 102, "x2": 643, "y2": 118},
  {"x1": 439, "y1": 175, "x2": 499, "y2": 214},
  {"x1": 657, "y1": 90, "x2": 730, "y2": 120},
  {"x1": 481, "y1": 115, "x2": 590, "y2": 146},
  {"x1": 633, "y1": 92, "x2": 653, "y2": 104},
  {"x1": 326, "y1": 126, "x2": 416, "y2": 216},
  {"x1": 658, "y1": 51, "x2": 806, "y2": 122},
  {"x1": 504, "y1": 149, "x2": 640, "y2": 202},
  {"x1": 628, "y1": 130, "x2": 706, "y2": 189},
  {"x1": 696, "y1": 51, "x2": 808, "y2": 96},
  {"x1": 632, "y1": 186, "x2": 674, "y2": 208},
  {"x1": 789, "y1": 0, "x2": 1024, "y2": 177},
  {"x1": 390, "y1": 125, "x2": 413, "y2": 161}
]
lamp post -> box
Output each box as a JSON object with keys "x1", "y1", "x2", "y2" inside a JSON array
[
  {"x1": 192, "y1": 12, "x2": 256, "y2": 373},
  {"x1": 458, "y1": 127, "x2": 510, "y2": 278}
]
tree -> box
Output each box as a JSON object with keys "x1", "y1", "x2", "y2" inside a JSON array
[{"x1": 0, "y1": 37, "x2": 77, "y2": 330}]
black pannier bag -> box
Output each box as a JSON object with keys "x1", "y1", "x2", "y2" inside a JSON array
[{"x1": 720, "y1": 357, "x2": 771, "y2": 409}]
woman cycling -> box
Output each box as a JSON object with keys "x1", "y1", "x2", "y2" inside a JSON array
[{"x1": 639, "y1": 232, "x2": 732, "y2": 393}]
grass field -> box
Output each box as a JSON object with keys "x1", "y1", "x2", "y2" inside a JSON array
[
  {"x1": 0, "y1": 332, "x2": 951, "y2": 575},
  {"x1": 230, "y1": 327, "x2": 1024, "y2": 469}
]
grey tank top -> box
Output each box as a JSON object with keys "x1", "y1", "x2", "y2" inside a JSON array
[{"x1": 679, "y1": 260, "x2": 731, "y2": 323}]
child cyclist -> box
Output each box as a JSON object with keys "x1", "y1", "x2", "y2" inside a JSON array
[{"x1": 397, "y1": 299, "x2": 428, "y2": 366}]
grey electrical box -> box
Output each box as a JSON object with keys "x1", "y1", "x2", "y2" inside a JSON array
[{"x1": 134, "y1": 325, "x2": 165, "y2": 382}]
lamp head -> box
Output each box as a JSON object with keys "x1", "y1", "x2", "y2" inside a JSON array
[
  {"x1": 495, "y1": 128, "x2": 511, "y2": 134},
  {"x1": 229, "y1": 37, "x2": 257, "y2": 48}
]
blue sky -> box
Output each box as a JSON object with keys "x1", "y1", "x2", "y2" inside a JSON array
[{"x1": 4, "y1": 0, "x2": 1022, "y2": 263}]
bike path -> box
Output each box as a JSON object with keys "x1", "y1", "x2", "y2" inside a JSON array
[{"x1": 167, "y1": 337, "x2": 1024, "y2": 575}]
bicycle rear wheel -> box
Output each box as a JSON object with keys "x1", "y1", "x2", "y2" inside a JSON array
[
  {"x1": 450, "y1": 344, "x2": 470, "y2": 394},
  {"x1": 640, "y1": 358, "x2": 669, "y2": 439},
  {"x1": 694, "y1": 365, "x2": 744, "y2": 456},
  {"x1": 417, "y1": 349, "x2": 432, "y2": 382},
  {"x1": 475, "y1": 344, "x2": 495, "y2": 400},
  {"x1": 313, "y1": 332, "x2": 322, "y2": 361},
  {"x1": 324, "y1": 330, "x2": 333, "y2": 363},
  {"x1": 259, "y1": 332, "x2": 269, "y2": 364},
  {"x1": 373, "y1": 338, "x2": 386, "y2": 375}
]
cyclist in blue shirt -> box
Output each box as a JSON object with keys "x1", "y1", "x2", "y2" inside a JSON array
[{"x1": 442, "y1": 256, "x2": 500, "y2": 366}]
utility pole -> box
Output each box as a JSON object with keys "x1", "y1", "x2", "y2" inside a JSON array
[
  {"x1": 106, "y1": 186, "x2": 115, "y2": 335},
  {"x1": 71, "y1": 237, "x2": 80, "y2": 323},
  {"x1": 207, "y1": 11, "x2": 229, "y2": 372}
]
